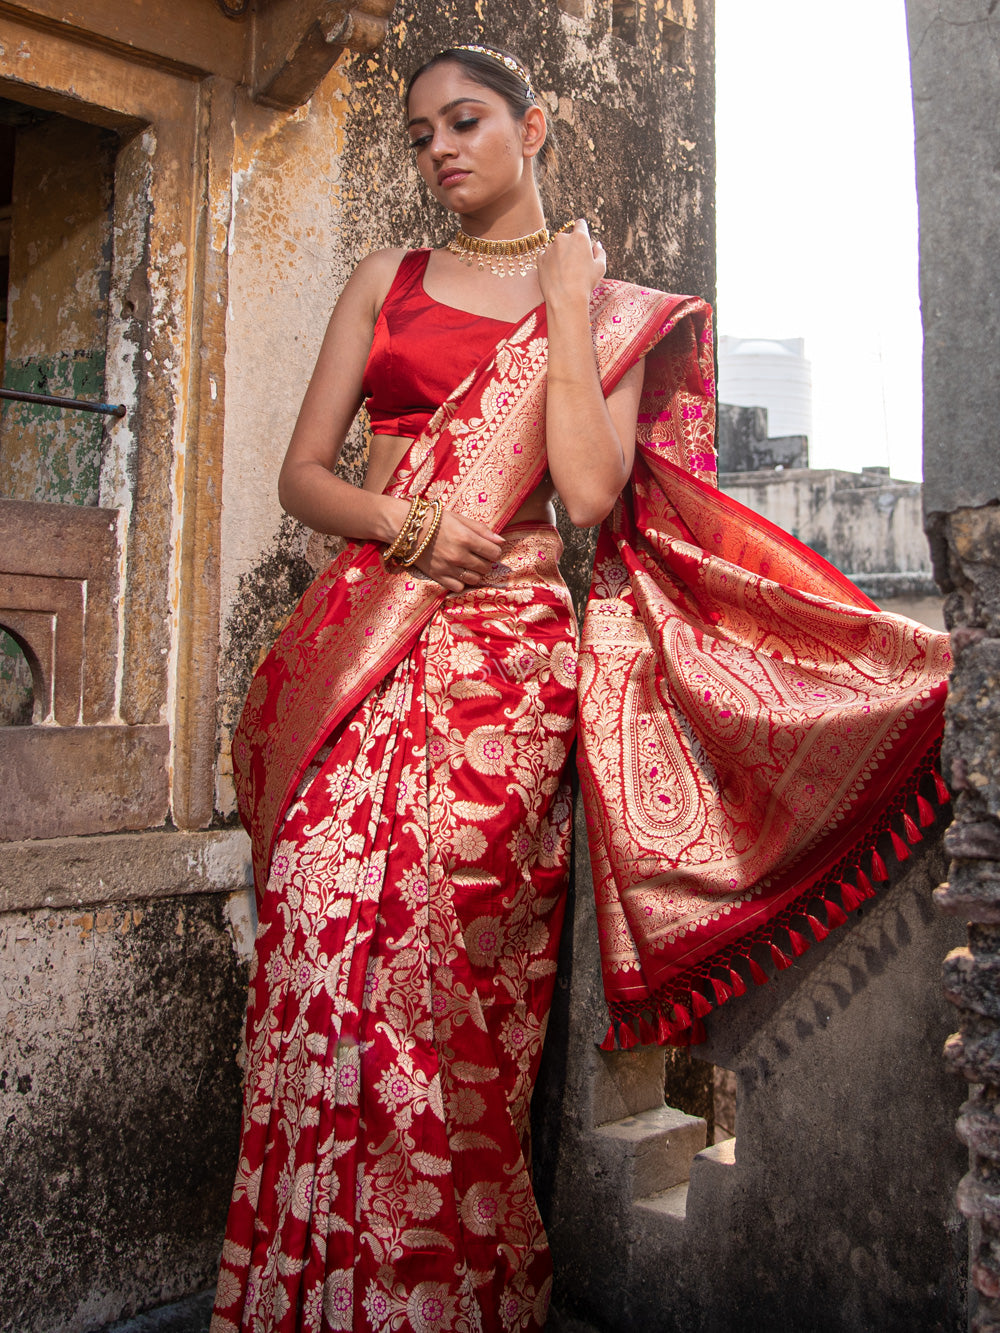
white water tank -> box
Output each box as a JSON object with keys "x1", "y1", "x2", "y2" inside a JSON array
[{"x1": 718, "y1": 335, "x2": 812, "y2": 440}]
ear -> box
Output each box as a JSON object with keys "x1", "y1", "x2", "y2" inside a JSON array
[{"x1": 521, "y1": 105, "x2": 548, "y2": 161}]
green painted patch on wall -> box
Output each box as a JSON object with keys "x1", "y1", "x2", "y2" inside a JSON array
[{"x1": 1, "y1": 351, "x2": 107, "y2": 505}]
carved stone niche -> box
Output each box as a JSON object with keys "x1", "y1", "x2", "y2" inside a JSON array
[{"x1": 0, "y1": 499, "x2": 169, "y2": 842}]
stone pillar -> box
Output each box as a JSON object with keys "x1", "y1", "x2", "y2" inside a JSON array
[
  {"x1": 935, "y1": 510, "x2": 1000, "y2": 1333},
  {"x1": 907, "y1": 3, "x2": 1000, "y2": 1329}
]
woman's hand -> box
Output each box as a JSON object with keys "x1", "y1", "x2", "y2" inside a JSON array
[
  {"x1": 536, "y1": 218, "x2": 606, "y2": 309},
  {"x1": 413, "y1": 509, "x2": 506, "y2": 594}
]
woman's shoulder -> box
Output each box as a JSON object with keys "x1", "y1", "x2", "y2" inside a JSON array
[{"x1": 348, "y1": 247, "x2": 429, "y2": 314}]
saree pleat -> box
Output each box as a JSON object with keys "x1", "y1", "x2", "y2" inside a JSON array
[{"x1": 213, "y1": 529, "x2": 577, "y2": 1333}]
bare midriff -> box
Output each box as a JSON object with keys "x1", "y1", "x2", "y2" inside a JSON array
[{"x1": 365, "y1": 434, "x2": 557, "y2": 527}]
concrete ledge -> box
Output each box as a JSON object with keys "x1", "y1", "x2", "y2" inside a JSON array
[
  {"x1": 684, "y1": 1136, "x2": 739, "y2": 1235},
  {"x1": 591, "y1": 1046, "x2": 669, "y2": 1126},
  {"x1": 101, "y1": 1288, "x2": 214, "y2": 1333},
  {"x1": 690, "y1": 1135, "x2": 736, "y2": 1180},
  {"x1": 593, "y1": 1105, "x2": 707, "y2": 1198},
  {"x1": 0, "y1": 827, "x2": 252, "y2": 913},
  {"x1": 634, "y1": 1182, "x2": 690, "y2": 1239},
  {"x1": 635, "y1": 1182, "x2": 689, "y2": 1217}
]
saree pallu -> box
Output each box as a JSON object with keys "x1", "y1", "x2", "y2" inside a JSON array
[
  {"x1": 577, "y1": 327, "x2": 952, "y2": 1048},
  {"x1": 213, "y1": 529, "x2": 577, "y2": 1333}
]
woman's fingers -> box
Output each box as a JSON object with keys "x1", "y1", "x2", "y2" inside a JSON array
[
  {"x1": 412, "y1": 508, "x2": 506, "y2": 591},
  {"x1": 462, "y1": 516, "x2": 506, "y2": 549},
  {"x1": 538, "y1": 218, "x2": 606, "y2": 299}
]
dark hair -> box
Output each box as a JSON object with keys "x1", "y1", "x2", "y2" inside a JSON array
[{"x1": 406, "y1": 46, "x2": 556, "y2": 180}]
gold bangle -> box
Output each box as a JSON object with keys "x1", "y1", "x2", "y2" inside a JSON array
[
  {"x1": 383, "y1": 496, "x2": 427, "y2": 566},
  {"x1": 398, "y1": 500, "x2": 430, "y2": 565},
  {"x1": 383, "y1": 497, "x2": 419, "y2": 562},
  {"x1": 401, "y1": 498, "x2": 444, "y2": 568}
]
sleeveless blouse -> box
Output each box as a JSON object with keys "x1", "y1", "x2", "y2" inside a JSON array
[{"x1": 362, "y1": 249, "x2": 515, "y2": 440}]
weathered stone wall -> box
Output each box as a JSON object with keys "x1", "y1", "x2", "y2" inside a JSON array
[
  {"x1": 0, "y1": 866, "x2": 253, "y2": 1333},
  {"x1": 716, "y1": 402, "x2": 808, "y2": 471},
  {"x1": 906, "y1": 2, "x2": 1000, "y2": 1329},
  {"x1": 721, "y1": 466, "x2": 932, "y2": 578},
  {"x1": 720, "y1": 464, "x2": 944, "y2": 628},
  {"x1": 216, "y1": 0, "x2": 716, "y2": 808}
]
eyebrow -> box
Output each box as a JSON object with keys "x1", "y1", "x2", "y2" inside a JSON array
[{"x1": 407, "y1": 97, "x2": 489, "y2": 129}]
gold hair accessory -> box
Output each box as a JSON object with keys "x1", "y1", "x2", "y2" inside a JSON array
[
  {"x1": 451, "y1": 45, "x2": 535, "y2": 98},
  {"x1": 445, "y1": 221, "x2": 576, "y2": 278}
]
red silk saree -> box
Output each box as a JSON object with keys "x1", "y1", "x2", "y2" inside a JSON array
[
  {"x1": 217, "y1": 292, "x2": 594, "y2": 1333},
  {"x1": 218, "y1": 277, "x2": 949, "y2": 1331}
]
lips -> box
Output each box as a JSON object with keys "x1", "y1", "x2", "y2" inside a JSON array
[{"x1": 437, "y1": 168, "x2": 470, "y2": 188}]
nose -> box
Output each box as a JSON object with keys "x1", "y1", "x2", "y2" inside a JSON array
[{"x1": 429, "y1": 122, "x2": 456, "y2": 162}]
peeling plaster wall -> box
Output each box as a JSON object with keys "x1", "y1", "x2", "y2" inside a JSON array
[
  {"x1": 217, "y1": 81, "x2": 359, "y2": 804},
  {"x1": 217, "y1": 0, "x2": 715, "y2": 813}
]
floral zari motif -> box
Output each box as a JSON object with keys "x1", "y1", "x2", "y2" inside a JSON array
[{"x1": 215, "y1": 531, "x2": 578, "y2": 1332}]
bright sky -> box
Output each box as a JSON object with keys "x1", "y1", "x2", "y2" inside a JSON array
[{"x1": 715, "y1": 0, "x2": 923, "y2": 480}]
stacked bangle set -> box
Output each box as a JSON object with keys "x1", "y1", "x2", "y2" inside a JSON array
[{"x1": 383, "y1": 495, "x2": 444, "y2": 569}]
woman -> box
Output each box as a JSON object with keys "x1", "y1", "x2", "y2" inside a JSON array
[
  {"x1": 214, "y1": 44, "x2": 647, "y2": 1333},
  {"x1": 214, "y1": 43, "x2": 949, "y2": 1333}
]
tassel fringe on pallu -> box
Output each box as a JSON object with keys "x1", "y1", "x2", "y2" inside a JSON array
[{"x1": 599, "y1": 743, "x2": 951, "y2": 1052}]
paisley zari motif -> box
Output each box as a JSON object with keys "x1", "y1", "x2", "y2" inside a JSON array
[
  {"x1": 576, "y1": 316, "x2": 951, "y2": 1049},
  {"x1": 220, "y1": 277, "x2": 950, "y2": 1329}
]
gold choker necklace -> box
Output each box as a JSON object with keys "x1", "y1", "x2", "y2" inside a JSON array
[{"x1": 446, "y1": 226, "x2": 551, "y2": 278}]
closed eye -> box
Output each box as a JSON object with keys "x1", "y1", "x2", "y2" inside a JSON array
[{"x1": 408, "y1": 116, "x2": 479, "y2": 150}]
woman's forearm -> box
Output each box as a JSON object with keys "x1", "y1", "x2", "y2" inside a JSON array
[
  {"x1": 544, "y1": 291, "x2": 633, "y2": 527},
  {"x1": 278, "y1": 459, "x2": 409, "y2": 544}
]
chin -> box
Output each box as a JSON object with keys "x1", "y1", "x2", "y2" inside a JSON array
[{"x1": 427, "y1": 186, "x2": 465, "y2": 213}]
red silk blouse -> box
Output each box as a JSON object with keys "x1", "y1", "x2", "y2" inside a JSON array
[{"x1": 362, "y1": 249, "x2": 515, "y2": 440}]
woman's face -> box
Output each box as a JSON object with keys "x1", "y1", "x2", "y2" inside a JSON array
[{"x1": 406, "y1": 61, "x2": 542, "y2": 217}]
